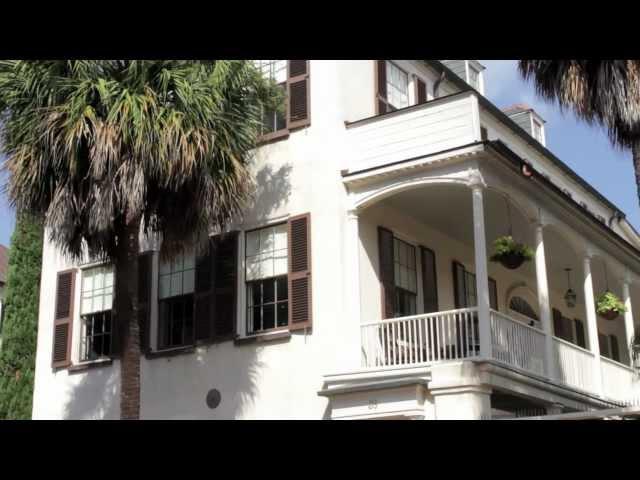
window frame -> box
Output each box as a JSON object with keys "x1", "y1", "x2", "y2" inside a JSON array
[
  {"x1": 76, "y1": 262, "x2": 115, "y2": 364},
  {"x1": 392, "y1": 236, "x2": 418, "y2": 318},
  {"x1": 242, "y1": 222, "x2": 290, "y2": 336},
  {"x1": 255, "y1": 60, "x2": 290, "y2": 145},
  {"x1": 385, "y1": 61, "x2": 410, "y2": 111},
  {"x1": 156, "y1": 249, "x2": 197, "y2": 352}
]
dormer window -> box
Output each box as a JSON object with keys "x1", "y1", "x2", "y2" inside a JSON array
[
  {"x1": 468, "y1": 65, "x2": 481, "y2": 91},
  {"x1": 532, "y1": 119, "x2": 544, "y2": 144}
]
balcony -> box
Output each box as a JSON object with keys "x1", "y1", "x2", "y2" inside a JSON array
[
  {"x1": 344, "y1": 91, "x2": 479, "y2": 174},
  {"x1": 360, "y1": 308, "x2": 639, "y2": 404}
]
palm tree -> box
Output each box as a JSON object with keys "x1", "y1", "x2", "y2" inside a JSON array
[
  {"x1": 0, "y1": 61, "x2": 279, "y2": 419},
  {"x1": 519, "y1": 60, "x2": 640, "y2": 207}
]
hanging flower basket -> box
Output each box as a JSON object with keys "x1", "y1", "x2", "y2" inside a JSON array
[
  {"x1": 595, "y1": 291, "x2": 626, "y2": 321},
  {"x1": 490, "y1": 236, "x2": 534, "y2": 270}
]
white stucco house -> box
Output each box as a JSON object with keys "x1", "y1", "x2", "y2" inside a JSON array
[{"x1": 32, "y1": 60, "x2": 640, "y2": 420}]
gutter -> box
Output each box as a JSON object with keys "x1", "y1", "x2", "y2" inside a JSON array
[{"x1": 423, "y1": 60, "x2": 628, "y2": 221}]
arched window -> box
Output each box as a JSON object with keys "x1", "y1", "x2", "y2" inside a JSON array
[{"x1": 509, "y1": 296, "x2": 539, "y2": 321}]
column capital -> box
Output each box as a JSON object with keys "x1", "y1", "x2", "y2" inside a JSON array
[
  {"x1": 467, "y1": 169, "x2": 486, "y2": 191},
  {"x1": 346, "y1": 209, "x2": 359, "y2": 221}
]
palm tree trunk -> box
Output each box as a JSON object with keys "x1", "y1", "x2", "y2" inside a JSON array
[
  {"x1": 114, "y1": 218, "x2": 141, "y2": 420},
  {"x1": 634, "y1": 141, "x2": 640, "y2": 210}
]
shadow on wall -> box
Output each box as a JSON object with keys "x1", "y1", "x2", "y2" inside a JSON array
[
  {"x1": 243, "y1": 163, "x2": 293, "y2": 225},
  {"x1": 62, "y1": 363, "x2": 120, "y2": 419}
]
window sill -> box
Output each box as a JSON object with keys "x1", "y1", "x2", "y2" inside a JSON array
[
  {"x1": 234, "y1": 330, "x2": 291, "y2": 346},
  {"x1": 68, "y1": 358, "x2": 113, "y2": 373},
  {"x1": 145, "y1": 345, "x2": 196, "y2": 360},
  {"x1": 257, "y1": 130, "x2": 290, "y2": 146}
]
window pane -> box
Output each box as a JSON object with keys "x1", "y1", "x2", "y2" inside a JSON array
[
  {"x1": 182, "y1": 269, "x2": 195, "y2": 295},
  {"x1": 276, "y1": 276, "x2": 288, "y2": 301},
  {"x1": 246, "y1": 230, "x2": 260, "y2": 257},
  {"x1": 252, "y1": 306, "x2": 261, "y2": 332},
  {"x1": 263, "y1": 279, "x2": 275, "y2": 303},
  {"x1": 277, "y1": 302, "x2": 288, "y2": 327},
  {"x1": 263, "y1": 304, "x2": 275, "y2": 330},
  {"x1": 170, "y1": 272, "x2": 182, "y2": 297}
]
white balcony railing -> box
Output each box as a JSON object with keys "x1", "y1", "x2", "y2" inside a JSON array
[
  {"x1": 490, "y1": 310, "x2": 545, "y2": 376},
  {"x1": 360, "y1": 308, "x2": 479, "y2": 368},
  {"x1": 345, "y1": 91, "x2": 478, "y2": 173},
  {"x1": 601, "y1": 357, "x2": 638, "y2": 403},
  {"x1": 552, "y1": 337, "x2": 597, "y2": 393},
  {"x1": 360, "y1": 308, "x2": 638, "y2": 403}
]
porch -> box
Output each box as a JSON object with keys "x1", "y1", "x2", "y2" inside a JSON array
[{"x1": 341, "y1": 146, "x2": 640, "y2": 409}]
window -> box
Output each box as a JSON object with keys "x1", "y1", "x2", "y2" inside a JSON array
[
  {"x1": 254, "y1": 60, "x2": 287, "y2": 136},
  {"x1": 158, "y1": 250, "x2": 196, "y2": 349},
  {"x1": 453, "y1": 261, "x2": 498, "y2": 310},
  {"x1": 532, "y1": 119, "x2": 544, "y2": 143},
  {"x1": 509, "y1": 296, "x2": 539, "y2": 321},
  {"x1": 468, "y1": 64, "x2": 480, "y2": 90},
  {"x1": 386, "y1": 62, "x2": 409, "y2": 110},
  {"x1": 245, "y1": 224, "x2": 288, "y2": 334},
  {"x1": 393, "y1": 238, "x2": 417, "y2": 317},
  {"x1": 80, "y1": 265, "x2": 114, "y2": 361}
]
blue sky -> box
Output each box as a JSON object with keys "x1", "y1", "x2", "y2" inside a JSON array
[{"x1": 0, "y1": 60, "x2": 639, "y2": 247}]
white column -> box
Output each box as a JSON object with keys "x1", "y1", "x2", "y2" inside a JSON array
[
  {"x1": 343, "y1": 210, "x2": 363, "y2": 369},
  {"x1": 470, "y1": 184, "x2": 491, "y2": 358},
  {"x1": 534, "y1": 223, "x2": 555, "y2": 378},
  {"x1": 622, "y1": 274, "x2": 635, "y2": 367},
  {"x1": 583, "y1": 255, "x2": 603, "y2": 395}
]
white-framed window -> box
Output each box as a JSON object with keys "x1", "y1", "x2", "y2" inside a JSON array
[
  {"x1": 468, "y1": 64, "x2": 481, "y2": 90},
  {"x1": 393, "y1": 237, "x2": 417, "y2": 317},
  {"x1": 245, "y1": 224, "x2": 288, "y2": 334},
  {"x1": 79, "y1": 265, "x2": 114, "y2": 362},
  {"x1": 254, "y1": 60, "x2": 287, "y2": 135},
  {"x1": 386, "y1": 62, "x2": 409, "y2": 110},
  {"x1": 158, "y1": 250, "x2": 196, "y2": 349}
]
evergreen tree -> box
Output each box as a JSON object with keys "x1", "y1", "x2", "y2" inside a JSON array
[{"x1": 0, "y1": 214, "x2": 43, "y2": 419}]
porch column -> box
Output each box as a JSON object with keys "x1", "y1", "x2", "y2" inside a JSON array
[
  {"x1": 622, "y1": 273, "x2": 635, "y2": 367},
  {"x1": 534, "y1": 223, "x2": 555, "y2": 379},
  {"x1": 344, "y1": 209, "x2": 363, "y2": 369},
  {"x1": 470, "y1": 183, "x2": 491, "y2": 358},
  {"x1": 583, "y1": 254, "x2": 603, "y2": 396}
]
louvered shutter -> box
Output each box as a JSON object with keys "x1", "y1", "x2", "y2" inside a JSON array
[
  {"x1": 574, "y1": 318, "x2": 586, "y2": 349},
  {"x1": 287, "y1": 60, "x2": 310, "y2": 130},
  {"x1": 52, "y1": 270, "x2": 76, "y2": 368},
  {"x1": 288, "y1": 214, "x2": 312, "y2": 331},
  {"x1": 416, "y1": 78, "x2": 427, "y2": 105},
  {"x1": 452, "y1": 261, "x2": 467, "y2": 308},
  {"x1": 609, "y1": 335, "x2": 620, "y2": 362},
  {"x1": 376, "y1": 60, "x2": 388, "y2": 114},
  {"x1": 378, "y1": 227, "x2": 395, "y2": 319},
  {"x1": 599, "y1": 332, "x2": 610, "y2": 358},
  {"x1": 212, "y1": 231, "x2": 238, "y2": 339},
  {"x1": 420, "y1": 246, "x2": 438, "y2": 313},
  {"x1": 552, "y1": 308, "x2": 563, "y2": 338},
  {"x1": 136, "y1": 252, "x2": 153, "y2": 354},
  {"x1": 194, "y1": 240, "x2": 214, "y2": 343},
  {"x1": 488, "y1": 277, "x2": 498, "y2": 311}
]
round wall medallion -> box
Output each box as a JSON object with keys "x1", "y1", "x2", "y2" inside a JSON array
[{"x1": 206, "y1": 389, "x2": 221, "y2": 409}]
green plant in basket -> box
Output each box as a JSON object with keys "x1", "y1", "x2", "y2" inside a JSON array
[{"x1": 490, "y1": 235, "x2": 535, "y2": 270}]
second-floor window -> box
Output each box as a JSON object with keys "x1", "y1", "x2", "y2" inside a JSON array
[
  {"x1": 394, "y1": 238, "x2": 417, "y2": 317},
  {"x1": 386, "y1": 62, "x2": 409, "y2": 110},
  {"x1": 158, "y1": 250, "x2": 196, "y2": 349},
  {"x1": 245, "y1": 224, "x2": 289, "y2": 334},
  {"x1": 80, "y1": 265, "x2": 114, "y2": 361},
  {"x1": 532, "y1": 119, "x2": 544, "y2": 143},
  {"x1": 255, "y1": 60, "x2": 287, "y2": 136}
]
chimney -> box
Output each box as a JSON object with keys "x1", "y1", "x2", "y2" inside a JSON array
[
  {"x1": 502, "y1": 104, "x2": 546, "y2": 146},
  {"x1": 440, "y1": 60, "x2": 486, "y2": 95}
]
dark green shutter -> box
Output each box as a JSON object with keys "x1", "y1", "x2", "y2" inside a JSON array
[
  {"x1": 378, "y1": 227, "x2": 395, "y2": 319},
  {"x1": 598, "y1": 333, "x2": 610, "y2": 358},
  {"x1": 488, "y1": 277, "x2": 498, "y2": 311},
  {"x1": 452, "y1": 261, "x2": 467, "y2": 308},
  {"x1": 194, "y1": 240, "x2": 214, "y2": 343},
  {"x1": 574, "y1": 319, "x2": 586, "y2": 349},
  {"x1": 212, "y1": 231, "x2": 238, "y2": 339},
  {"x1": 420, "y1": 246, "x2": 438, "y2": 313},
  {"x1": 376, "y1": 60, "x2": 388, "y2": 114},
  {"x1": 610, "y1": 335, "x2": 620, "y2": 362}
]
